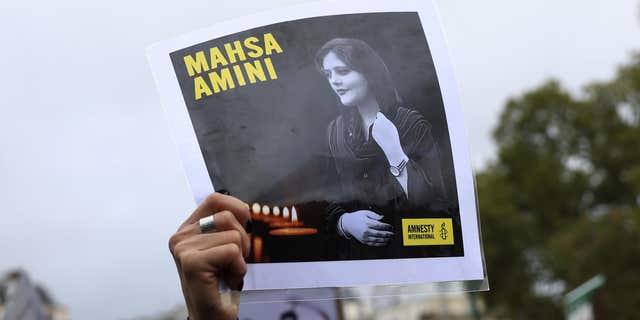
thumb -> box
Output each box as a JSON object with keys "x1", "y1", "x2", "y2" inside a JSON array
[{"x1": 366, "y1": 211, "x2": 384, "y2": 220}]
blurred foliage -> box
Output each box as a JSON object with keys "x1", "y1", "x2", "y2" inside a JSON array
[{"x1": 476, "y1": 54, "x2": 640, "y2": 318}]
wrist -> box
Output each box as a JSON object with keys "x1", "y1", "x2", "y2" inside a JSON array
[
  {"x1": 338, "y1": 214, "x2": 351, "y2": 239},
  {"x1": 385, "y1": 148, "x2": 407, "y2": 166}
]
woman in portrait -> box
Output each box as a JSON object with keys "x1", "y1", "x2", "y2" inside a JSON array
[{"x1": 316, "y1": 38, "x2": 454, "y2": 260}]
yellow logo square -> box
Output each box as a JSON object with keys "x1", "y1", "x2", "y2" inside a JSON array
[{"x1": 402, "y1": 218, "x2": 454, "y2": 246}]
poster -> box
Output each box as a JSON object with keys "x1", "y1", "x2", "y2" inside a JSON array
[{"x1": 148, "y1": 0, "x2": 485, "y2": 290}]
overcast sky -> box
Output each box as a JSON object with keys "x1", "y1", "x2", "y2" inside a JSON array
[{"x1": 0, "y1": 0, "x2": 638, "y2": 319}]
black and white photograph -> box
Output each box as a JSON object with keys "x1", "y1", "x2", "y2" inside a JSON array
[
  {"x1": 149, "y1": 0, "x2": 484, "y2": 290},
  {"x1": 169, "y1": 12, "x2": 462, "y2": 262}
]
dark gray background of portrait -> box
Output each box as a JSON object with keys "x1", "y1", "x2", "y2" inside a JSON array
[{"x1": 170, "y1": 12, "x2": 458, "y2": 218}]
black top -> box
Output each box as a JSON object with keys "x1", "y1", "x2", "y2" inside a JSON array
[{"x1": 325, "y1": 106, "x2": 457, "y2": 260}]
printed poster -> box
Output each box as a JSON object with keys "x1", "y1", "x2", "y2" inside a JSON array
[{"x1": 148, "y1": 0, "x2": 485, "y2": 290}]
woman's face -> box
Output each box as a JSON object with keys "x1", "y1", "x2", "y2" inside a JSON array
[{"x1": 321, "y1": 51, "x2": 371, "y2": 107}]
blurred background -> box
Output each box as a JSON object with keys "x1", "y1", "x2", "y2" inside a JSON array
[{"x1": 1, "y1": 0, "x2": 639, "y2": 319}]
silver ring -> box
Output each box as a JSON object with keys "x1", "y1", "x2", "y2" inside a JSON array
[{"x1": 199, "y1": 215, "x2": 216, "y2": 233}]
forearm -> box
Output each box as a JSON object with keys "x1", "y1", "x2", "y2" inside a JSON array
[
  {"x1": 337, "y1": 215, "x2": 350, "y2": 238},
  {"x1": 394, "y1": 169, "x2": 408, "y2": 197}
]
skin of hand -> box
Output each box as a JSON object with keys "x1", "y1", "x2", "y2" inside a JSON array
[
  {"x1": 371, "y1": 112, "x2": 407, "y2": 165},
  {"x1": 340, "y1": 210, "x2": 394, "y2": 246},
  {"x1": 168, "y1": 193, "x2": 251, "y2": 320}
]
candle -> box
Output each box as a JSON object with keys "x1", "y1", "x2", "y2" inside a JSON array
[
  {"x1": 251, "y1": 203, "x2": 261, "y2": 215},
  {"x1": 252, "y1": 236, "x2": 263, "y2": 262},
  {"x1": 269, "y1": 227, "x2": 318, "y2": 236},
  {"x1": 259, "y1": 204, "x2": 284, "y2": 223},
  {"x1": 269, "y1": 205, "x2": 303, "y2": 227},
  {"x1": 251, "y1": 202, "x2": 266, "y2": 221},
  {"x1": 269, "y1": 220, "x2": 304, "y2": 228}
]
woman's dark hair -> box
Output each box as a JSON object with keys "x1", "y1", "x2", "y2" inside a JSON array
[{"x1": 314, "y1": 38, "x2": 401, "y2": 116}]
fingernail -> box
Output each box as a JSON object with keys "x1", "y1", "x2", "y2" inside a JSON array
[
  {"x1": 245, "y1": 218, "x2": 253, "y2": 233},
  {"x1": 217, "y1": 189, "x2": 231, "y2": 195}
]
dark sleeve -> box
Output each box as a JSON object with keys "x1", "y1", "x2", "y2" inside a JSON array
[
  {"x1": 405, "y1": 121, "x2": 450, "y2": 211},
  {"x1": 326, "y1": 202, "x2": 346, "y2": 235},
  {"x1": 324, "y1": 119, "x2": 347, "y2": 235}
]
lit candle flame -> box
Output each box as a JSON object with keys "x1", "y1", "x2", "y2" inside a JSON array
[
  {"x1": 252, "y1": 203, "x2": 261, "y2": 215},
  {"x1": 262, "y1": 205, "x2": 270, "y2": 215},
  {"x1": 282, "y1": 207, "x2": 290, "y2": 219},
  {"x1": 273, "y1": 206, "x2": 280, "y2": 217},
  {"x1": 291, "y1": 206, "x2": 298, "y2": 222}
]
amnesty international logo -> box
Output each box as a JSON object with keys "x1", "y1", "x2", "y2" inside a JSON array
[
  {"x1": 439, "y1": 222, "x2": 448, "y2": 240},
  {"x1": 402, "y1": 218, "x2": 454, "y2": 246}
]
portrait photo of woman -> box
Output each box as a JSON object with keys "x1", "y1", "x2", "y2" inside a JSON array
[
  {"x1": 168, "y1": 11, "x2": 465, "y2": 264},
  {"x1": 155, "y1": 5, "x2": 483, "y2": 292},
  {"x1": 316, "y1": 38, "x2": 456, "y2": 260}
]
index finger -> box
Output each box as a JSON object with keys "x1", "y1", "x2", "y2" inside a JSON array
[
  {"x1": 365, "y1": 211, "x2": 384, "y2": 220},
  {"x1": 366, "y1": 220, "x2": 392, "y2": 231},
  {"x1": 181, "y1": 193, "x2": 250, "y2": 229}
]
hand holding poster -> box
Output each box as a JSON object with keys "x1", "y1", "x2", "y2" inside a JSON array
[{"x1": 148, "y1": 0, "x2": 486, "y2": 291}]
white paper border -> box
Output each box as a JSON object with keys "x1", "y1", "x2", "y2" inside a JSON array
[{"x1": 147, "y1": 0, "x2": 484, "y2": 290}]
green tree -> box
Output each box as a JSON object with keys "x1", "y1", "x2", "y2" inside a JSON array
[{"x1": 478, "y1": 54, "x2": 640, "y2": 318}]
